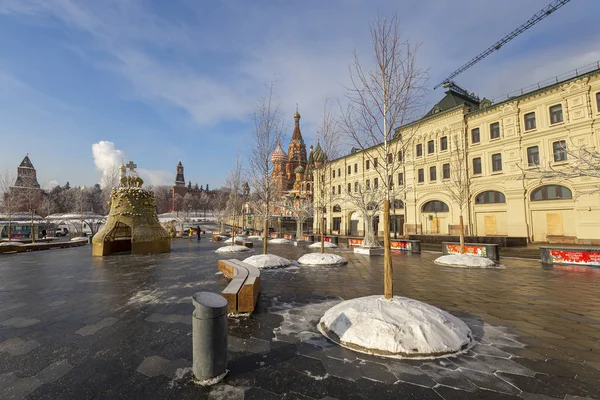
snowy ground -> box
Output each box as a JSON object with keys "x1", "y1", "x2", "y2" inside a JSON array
[
  {"x1": 223, "y1": 235, "x2": 248, "y2": 244},
  {"x1": 247, "y1": 235, "x2": 264, "y2": 240},
  {"x1": 309, "y1": 242, "x2": 338, "y2": 248},
  {"x1": 215, "y1": 245, "x2": 253, "y2": 254},
  {"x1": 435, "y1": 254, "x2": 497, "y2": 268},
  {"x1": 318, "y1": 295, "x2": 473, "y2": 359},
  {"x1": 297, "y1": 253, "x2": 347, "y2": 266},
  {"x1": 269, "y1": 238, "x2": 291, "y2": 245},
  {"x1": 0, "y1": 242, "x2": 25, "y2": 246},
  {"x1": 242, "y1": 254, "x2": 293, "y2": 269}
]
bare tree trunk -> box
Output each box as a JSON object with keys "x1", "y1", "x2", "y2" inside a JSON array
[
  {"x1": 383, "y1": 199, "x2": 392, "y2": 299},
  {"x1": 320, "y1": 215, "x2": 325, "y2": 254},
  {"x1": 263, "y1": 203, "x2": 268, "y2": 254},
  {"x1": 459, "y1": 215, "x2": 465, "y2": 254}
]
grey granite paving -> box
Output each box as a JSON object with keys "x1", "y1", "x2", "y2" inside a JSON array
[{"x1": 0, "y1": 239, "x2": 598, "y2": 399}]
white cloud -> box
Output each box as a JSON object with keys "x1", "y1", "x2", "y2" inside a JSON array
[
  {"x1": 92, "y1": 140, "x2": 123, "y2": 178},
  {"x1": 138, "y1": 168, "x2": 172, "y2": 186}
]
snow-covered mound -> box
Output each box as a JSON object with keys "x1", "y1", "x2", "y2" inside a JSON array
[
  {"x1": 0, "y1": 242, "x2": 25, "y2": 246},
  {"x1": 269, "y1": 238, "x2": 291, "y2": 244},
  {"x1": 223, "y1": 235, "x2": 247, "y2": 243},
  {"x1": 247, "y1": 235, "x2": 264, "y2": 240},
  {"x1": 70, "y1": 237, "x2": 88, "y2": 242},
  {"x1": 297, "y1": 253, "x2": 347, "y2": 266},
  {"x1": 435, "y1": 254, "x2": 496, "y2": 268},
  {"x1": 215, "y1": 245, "x2": 253, "y2": 254},
  {"x1": 319, "y1": 295, "x2": 473, "y2": 359},
  {"x1": 243, "y1": 254, "x2": 292, "y2": 269},
  {"x1": 309, "y1": 242, "x2": 338, "y2": 248}
]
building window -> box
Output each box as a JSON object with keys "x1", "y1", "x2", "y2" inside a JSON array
[
  {"x1": 417, "y1": 168, "x2": 424, "y2": 183},
  {"x1": 332, "y1": 186, "x2": 335, "y2": 195},
  {"x1": 524, "y1": 112, "x2": 536, "y2": 130},
  {"x1": 366, "y1": 160, "x2": 370, "y2": 170},
  {"x1": 473, "y1": 157, "x2": 482, "y2": 175},
  {"x1": 338, "y1": 168, "x2": 341, "y2": 177},
  {"x1": 332, "y1": 170, "x2": 335, "y2": 178},
  {"x1": 549, "y1": 104, "x2": 563, "y2": 124},
  {"x1": 354, "y1": 182, "x2": 358, "y2": 192},
  {"x1": 393, "y1": 200, "x2": 404, "y2": 209},
  {"x1": 397, "y1": 150, "x2": 403, "y2": 162},
  {"x1": 427, "y1": 140, "x2": 435, "y2": 154},
  {"x1": 347, "y1": 183, "x2": 351, "y2": 192},
  {"x1": 475, "y1": 191, "x2": 506, "y2": 204},
  {"x1": 471, "y1": 128, "x2": 480, "y2": 144},
  {"x1": 348, "y1": 165, "x2": 351, "y2": 175},
  {"x1": 374, "y1": 177, "x2": 379, "y2": 188},
  {"x1": 422, "y1": 200, "x2": 449, "y2": 212},
  {"x1": 373, "y1": 158, "x2": 378, "y2": 168},
  {"x1": 337, "y1": 185, "x2": 341, "y2": 194},
  {"x1": 333, "y1": 217, "x2": 341, "y2": 231},
  {"x1": 416, "y1": 144, "x2": 423, "y2": 157},
  {"x1": 553, "y1": 140, "x2": 567, "y2": 162},
  {"x1": 366, "y1": 179, "x2": 370, "y2": 189},
  {"x1": 333, "y1": 205, "x2": 342, "y2": 212},
  {"x1": 530, "y1": 185, "x2": 572, "y2": 201},
  {"x1": 491, "y1": 153, "x2": 502, "y2": 172},
  {"x1": 442, "y1": 163, "x2": 450, "y2": 179},
  {"x1": 527, "y1": 146, "x2": 540, "y2": 166},
  {"x1": 388, "y1": 175, "x2": 393, "y2": 187},
  {"x1": 490, "y1": 122, "x2": 500, "y2": 139},
  {"x1": 440, "y1": 136, "x2": 448, "y2": 151},
  {"x1": 387, "y1": 153, "x2": 393, "y2": 164},
  {"x1": 354, "y1": 163, "x2": 358, "y2": 173},
  {"x1": 397, "y1": 172, "x2": 404, "y2": 186},
  {"x1": 429, "y1": 166, "x2": 437, "y2": 181},
  {"x1": 596, "y1": 92, "x2": 600, "y2": 112}
]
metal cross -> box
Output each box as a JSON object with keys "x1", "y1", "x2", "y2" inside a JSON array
[{"x1": 125, "y1": 161, "x2": 137, "y2": 173}]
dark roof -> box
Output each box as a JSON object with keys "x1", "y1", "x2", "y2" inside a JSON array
[
  {"x1": 19, "y1": 155, "x2": 34, "y2": 169},
  {"x1": 423, "y1": 87, "x2": 480, "y2": 118}
]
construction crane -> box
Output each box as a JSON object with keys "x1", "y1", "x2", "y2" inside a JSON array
[{"x1": 434, "y1": 0, "x2": 572, "y2": 89}]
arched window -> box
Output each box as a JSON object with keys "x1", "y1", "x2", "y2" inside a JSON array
[
  {"x1": 392, "y1": 200, "x2": 404, "y2": 209},
  {"x1": 322, "y1": 207, "x2": 327, "y2": 214},
  {"x1": 306, "y1": 183, "x2": 311, "y2": 191},
  {"x1": 530, "y1": 185, "x2": 572, "y2": 201},
  {"x1": 475, "y1": 191, "x2": 506, "y2": 204},
  {"x1": 333, "y1": 205, "x2": 342, "y2": 213},
  {"x1": 421, "y1": 200, "x2": 449, "y2": 213}
]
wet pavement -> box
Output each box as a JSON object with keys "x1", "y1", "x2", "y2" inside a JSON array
[{"x1": 0, "y1": 239, "x2": 599, "y2": 399}]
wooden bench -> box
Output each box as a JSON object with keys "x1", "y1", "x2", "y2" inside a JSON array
[
  {"x1": 234, "y1": 240, "x2": 253, "y2": 248},
  {"x1": 217, "y1": 259, "x2": 260, "y2": 313}
]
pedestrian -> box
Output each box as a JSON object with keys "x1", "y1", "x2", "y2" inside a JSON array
[
  {"x1": 188, "y1": 228, "x2": 193, "y2": 240},
  {"x1": 197, "y1": 225, "x2": 201, "y2": 241},
  {"x1": 41, "y1": 229, "x2": 47, "y2": 239}
]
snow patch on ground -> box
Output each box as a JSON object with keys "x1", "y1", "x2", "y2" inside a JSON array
[
  {"x1": 127, "y1": 289, "x2": 165, "y2": 306},
  {"x1": 269, "y1": 238, "x2": 291, "y2": 244},
  {"x1": 318, "y1": 295, "x2": 473, "y2": 359},
  {"x1": 297, "y1": 253, "x2": 347, "y2": 266},
  {"x1": 0, "y1": 242, "x2": 25, "y2": 246},
  {"x1": 194, "y1": 370, "x2": 228, "y2": 386},
  {"x1": 247, "y1": 235, "x2": 264, "y2": 240},
  {"x1": 223, "y1": 236, "x2": 247, "y2": 243},
  {"x1": 70, "y1": 237, "x2": 88, "y2": 242},
  {"x1": 242, "y1": 254, "x2": 292, "y2": 269},
  {"x1": 309, "y1": 242, "x2": 338, "y2": 248},
  {"x1": 435, "y1": 254, "x2": 496, "y2": 268},
  {"x1": 215, "y1": 245, "x2": 253, "y2": 253}
]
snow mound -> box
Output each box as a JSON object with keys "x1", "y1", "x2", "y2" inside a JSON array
[
  {"x1": 223, "y1": 236, "x2": 247, "y2": 244},
  {"x1": 243, "y1": 254, "x2": 292, "y2": 269},
  {"x1": 298, "y1": 253, "x2": 347, "y2": 266},
  {"x1": 269, "y1": 238, "x2": 291, "y2": 244},
  {"x1": 309, "y1": 242, "x2": 338, "y2": 248},
  {"x1": 247, "y1": 235, "x2": 264, "y2": 240},
  {"x1": 319, "y1": 295, "x2": 473, "y2": 359},
  {"x1": 0, "y1": 242, "x2": 25, "y2": 246},
  {"x1": 215, "y1": 245, "x2": 253, "y2": 254},
  {"x1": 70, "y1": 237, "x2": 88, "y2": 242},
  {"x1": 435, "y1": 254, "x2": 496, "y2": 268}
]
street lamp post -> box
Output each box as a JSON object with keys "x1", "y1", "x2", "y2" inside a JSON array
[{"x1": 30, "y1": 209, "x2": 35, "y2": 243}]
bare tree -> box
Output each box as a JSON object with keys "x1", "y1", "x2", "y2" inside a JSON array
[
  {"x1": 525, "y1": 141, "x2": 600, "y2": 195},
  {"x1": 0, "y1": 170, "x2": 20, "y2": 241},
  {"x1": 226, "y1": 153, "x2": 244, "y2": 247},
  {"x1": 339, "y1": 15, "x2": 428, "y2": 299},
  {"x1": 279, "y1": 196, "x2": 314, "y2": 239},
  {"x1": 211, "y1": 189, "x2": 230, "y2": 234},
  {"x1": 247, "y1": 83, "x2": 284, "y2": 254},
  {"x1": 100, "y1": 164, "x2": 121, "y2": 210},
  {"x1": 442, "y1": 134, "x2": 470, "y2": 253},
  {"x1": 343, "y1": 183, "x2": 388, "y2": 247},
  {"x1": 315, "y1": 97, "x2": 342, "y2": 253}
]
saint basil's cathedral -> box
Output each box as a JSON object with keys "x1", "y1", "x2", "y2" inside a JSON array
[{"x1": 270, "y1": 109, "x2": 326, "y2": 200}]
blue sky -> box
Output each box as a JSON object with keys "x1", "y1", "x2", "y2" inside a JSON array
[{"x1": 1, "y1": 0, "x2": 599, "y2": 189}]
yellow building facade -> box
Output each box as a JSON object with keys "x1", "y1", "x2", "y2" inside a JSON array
[{"x1": 314, "y1": 67, "x2": 600, "y2": 244}]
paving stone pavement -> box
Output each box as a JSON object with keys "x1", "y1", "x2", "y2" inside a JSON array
[{"x1": 0, "y1": 239, "x2": 599, "y2": 399}]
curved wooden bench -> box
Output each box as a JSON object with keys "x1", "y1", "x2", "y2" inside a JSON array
[
  {"x1": 234, "y1": 240, "x2": 253, "y2": 248},
  {"x1": 217, "y1": 259, "x2": 260, "y2": 313}
]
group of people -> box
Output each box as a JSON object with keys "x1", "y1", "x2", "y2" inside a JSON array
[{"x1": 188, "y1": 226, "x2": 204, "y2": 241}]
